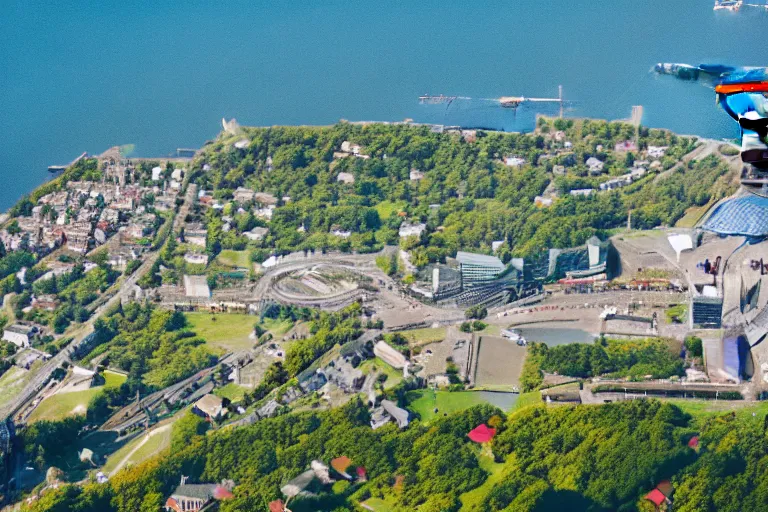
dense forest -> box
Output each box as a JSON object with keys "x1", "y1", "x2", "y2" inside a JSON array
[
  {"x1": 27, "y1": 398, "x2": 768, "y2": 512},
  {"x1": 191, "y1": 120, "x2": 734, "y2": 266},
  {"x1": 521, "y1": 338, "x2": 686, "y2": 391},
  {"x1": 86, "y1": 303, "x2": 217, "y2": 391}
]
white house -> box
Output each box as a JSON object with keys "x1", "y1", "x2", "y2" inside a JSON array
[
  {"x1": 409, "y1": 169, "x2": 425, "y2": 181},
  {"x1": 336, "y1": 172, "x2": 355, "y2": 184},
  {"x1": 2, "y1": 324, "x2": 35, "y2": 348},
  {"x1": 647, "y1": 146, "x2": 668, "y2": 158},
  {"x1": 244, "y1": 227, "x2": 269, "y2": 241},
  {"x1": 586, "y1": 157, "x2": 605, "y2": 175},
  {"x1": 398, "y1": 222, "x2": 426, "y2": 238},
  {"x1": 504, "y1": 156, "x2": 526, "y2": 167}
]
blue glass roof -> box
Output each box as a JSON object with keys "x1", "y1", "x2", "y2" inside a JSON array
[{"x1": 702, "y1": 195, "x2": 768, "y2": 237}]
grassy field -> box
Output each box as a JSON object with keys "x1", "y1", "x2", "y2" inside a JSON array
[
  {"x1": 374, "y1": 200, "x2": 406, "y2": 220},
  {"x1": 359, "y1": 357, "x2": 403, "y2": 390},
  {"x1": 667, "y1": 398, "x2": 768, "y2": 427},
  {"x1": 675, "y1": 200, "x2": 715, "y2": 228},
  {"x1": 407, "y1": 390, "x2": 486, "y2": 423},
  {"x1": 187, "y1": 312, "x2": 296, "y2": 351},
  {"x1": 217, "y1": 249, "x2": 251, "y2": 269},
  {"x1": 214, "y1": 383, "x2": 248, "y2": 403},
  {"x1": 512, "y1": 391, "x2": 542, "y2": 411},
  {"x1": 393, "y1": 327, "x2": 446, "y2": 347},
  {"x1": 102, "y1": 423, "x2": 173, "y2": 475},
  {"x1": 0, "y1": 366, "x2": 35, "y2": 409},
  {"x1": 259, "y1": 317, "x2": 294, "y2": 337},
  {"x1": 186, "y1": 312, "x2": 256, "y2": 351},
  {"x1": 362, "y1": 497, "x2": 397, "y2": 512},
  {"x1": 28, "y1": 371, "x2": 127, "y2": 423},
  {"x1": 460, "y1": 451, "x2": 506, "y2": 509},
  {"x1": 477, "y1": 324, "x2": 502, "y2": 336}
]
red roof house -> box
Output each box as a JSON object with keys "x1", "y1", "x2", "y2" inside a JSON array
[
  {"x1": 269, "y1": 499, "x2": 286, "y2": 512},
  {"x1": 688, "y1": 436, "x2": 699, "y2": 449},
  {"x1": 331, "y1": 456, "x2": 353, "y2": 478},
  {"x1": 645, "y1": 488, "x2": 666, "y2": 508},
  {"x1": 468, "y1": 424, "x2": 496, "y2": 443},
  {"x1": 356, "y1": 466, "x2": 367, "y2": 481}
]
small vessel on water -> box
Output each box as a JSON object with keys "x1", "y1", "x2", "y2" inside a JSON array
[
  {"x1": 501, "y1": 329, "x2": 528, "y2": 346},
  {"x1": 714, "y1": 0, "x2": 742, "y2": 11}
]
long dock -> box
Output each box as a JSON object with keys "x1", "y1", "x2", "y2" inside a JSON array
[{"x1": 48, "y1": 151, "x2": 88, "y2": 173}]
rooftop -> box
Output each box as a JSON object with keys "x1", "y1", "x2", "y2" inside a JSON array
[
  {"x1": 702, "y1": 195, "x2": 768, "y2": 238},
  {"x1": 456, "y1": 251, "x2": 505, "y2": 270}
]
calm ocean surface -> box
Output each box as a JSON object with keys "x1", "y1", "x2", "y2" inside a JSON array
[{"x1": 2, "y1": 0, "x2": 768, "y2": 209}]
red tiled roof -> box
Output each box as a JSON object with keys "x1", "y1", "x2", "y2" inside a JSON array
[
  {"x1": 213, "y1": 485, "x2": 234, "y2": 500},
  {"x1": 688, "y1": 436, "x2": 699, "y2": 448},
  {"x1": 657, "y1": 480, "x2": 673, "y2": 498},
  {"x1": 356, "y1": 466, "x2": 367, "y2": 479},
  {"x1": 331, "y1": 456, "x2": 352, "y2": 475},
  {"x1": 645, "y1": 488, "x2": 666, "y2": 506},
  {"x1": 165, "y1": 497, "x2": 182, "y2": 512},
  {"x1": 268, "y1": 499, "x2": 285, "y2": 512},
  {"x1": 468, "y1": 424, "x2": 496, "y2": 443}
]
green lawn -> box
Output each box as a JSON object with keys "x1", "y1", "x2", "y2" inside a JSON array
[
  {"x1": 186, "y1": 312, "x2": 257, "y2": 351},
  {"x1": 512, "y1": 391, "x2": 542, "y2": 411},
  {"x1": 393, "y1": 327, "x2": 446, "y2": 347},
  {"x1": 214, "y1": 383, "x2": 248, "y2": 403},
  {"x1": 666, "y1": 399, "x2": 768, "y2": 428},
  {"x1": 217, "y1": 249, "x2": 251, "y2": 269},
  {"x1": 407, "y1": 390, "x2": 486, "y2": 423},
  {"x1": 259, "y1": 317, "x2": 295, "y2": 337},
  {"x1": 359, "y1": 357, "x2": 403, "y2": 390},
  {"x1": 29, "y1": 371, "x2": 127, "y2": 423},
  {"x1": 477, "y1": 324, "x2": 501, "y2": 336},
  {"x1": 103, "y1": 370, "x2": 128, "y2": 388},
  {"x1": 0, "y1": 365, "x2": 35, "y2": 409},
  {"x1": 102, "y1": 424, "x2": 173, "y2": 475},
  {"x1": 362, "y1": 496, "x2": 397, "y2": 512},
  {"x1": 460, "y1": 452, "x2": 506, "y2": 509},
  {"x1": 374, "y1": 200, "x2": 406, "y2": 220}
]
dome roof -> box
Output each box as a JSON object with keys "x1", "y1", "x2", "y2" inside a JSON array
[{"x1": 702, "y1": 195, "x2": 768, "y2": 238}]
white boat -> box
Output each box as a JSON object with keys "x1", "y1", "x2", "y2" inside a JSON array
[{"x1": 714, "y1": 0, "x2": 742, "y2": 11}]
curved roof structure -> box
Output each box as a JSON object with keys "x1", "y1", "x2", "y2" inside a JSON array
[{"x1": 702, "y1": 196, "x2": 768, "y2": 238}]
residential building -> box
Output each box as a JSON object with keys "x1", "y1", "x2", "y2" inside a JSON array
[
  {"x1": 244, "y1": 226, "x2": 269, "y2": 241},
  {"x1": 409, "y1": 169, "x2": 424, "y2": 181},
  {"x1": 504, "y1": 156, "x2": 526, "y2": 167},
  {"x1": 2, "y1": 324, "x2": 35, "y2": 348},
  {"x1": 194, "y1": 394, "x2": 225, "y2": 420},
  {"x1": 570, "y1": 188, "x2": 594, "y2": 197},
  {"x1": 614, "y1": 140, "x2": 638, "y2": 153},
  {"x1": 647, "y1": 145, "x2": 668, "y2": 158},
  {"x1": 164, "y1": 478, "x2": 234, "y2": 512},
  {"x1": 254, "y1": 192, "x2": 278, "y2": 206},
  {"x1": 336, "y1": 172, "x2": 355, "y2": 184},
  {"x1": 586, "y1": 157, "x2": 605, "y2": 175},
  {"x1": 233, "y1": 187, "x2": 255, "y2": 203},
  {"x1": 398, "y1": 222, "x2": 426, "y2": 238},
  {"x1": 373, "y1": 340, "x2": 408, "y2": 369},
  {"x1": 371, "y1": 399, "x2": 410, "y2": 429}
]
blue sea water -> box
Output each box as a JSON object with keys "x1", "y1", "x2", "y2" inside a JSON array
[{"x1": 2, "y1": 0, "x2": 768, "y2": 210}]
